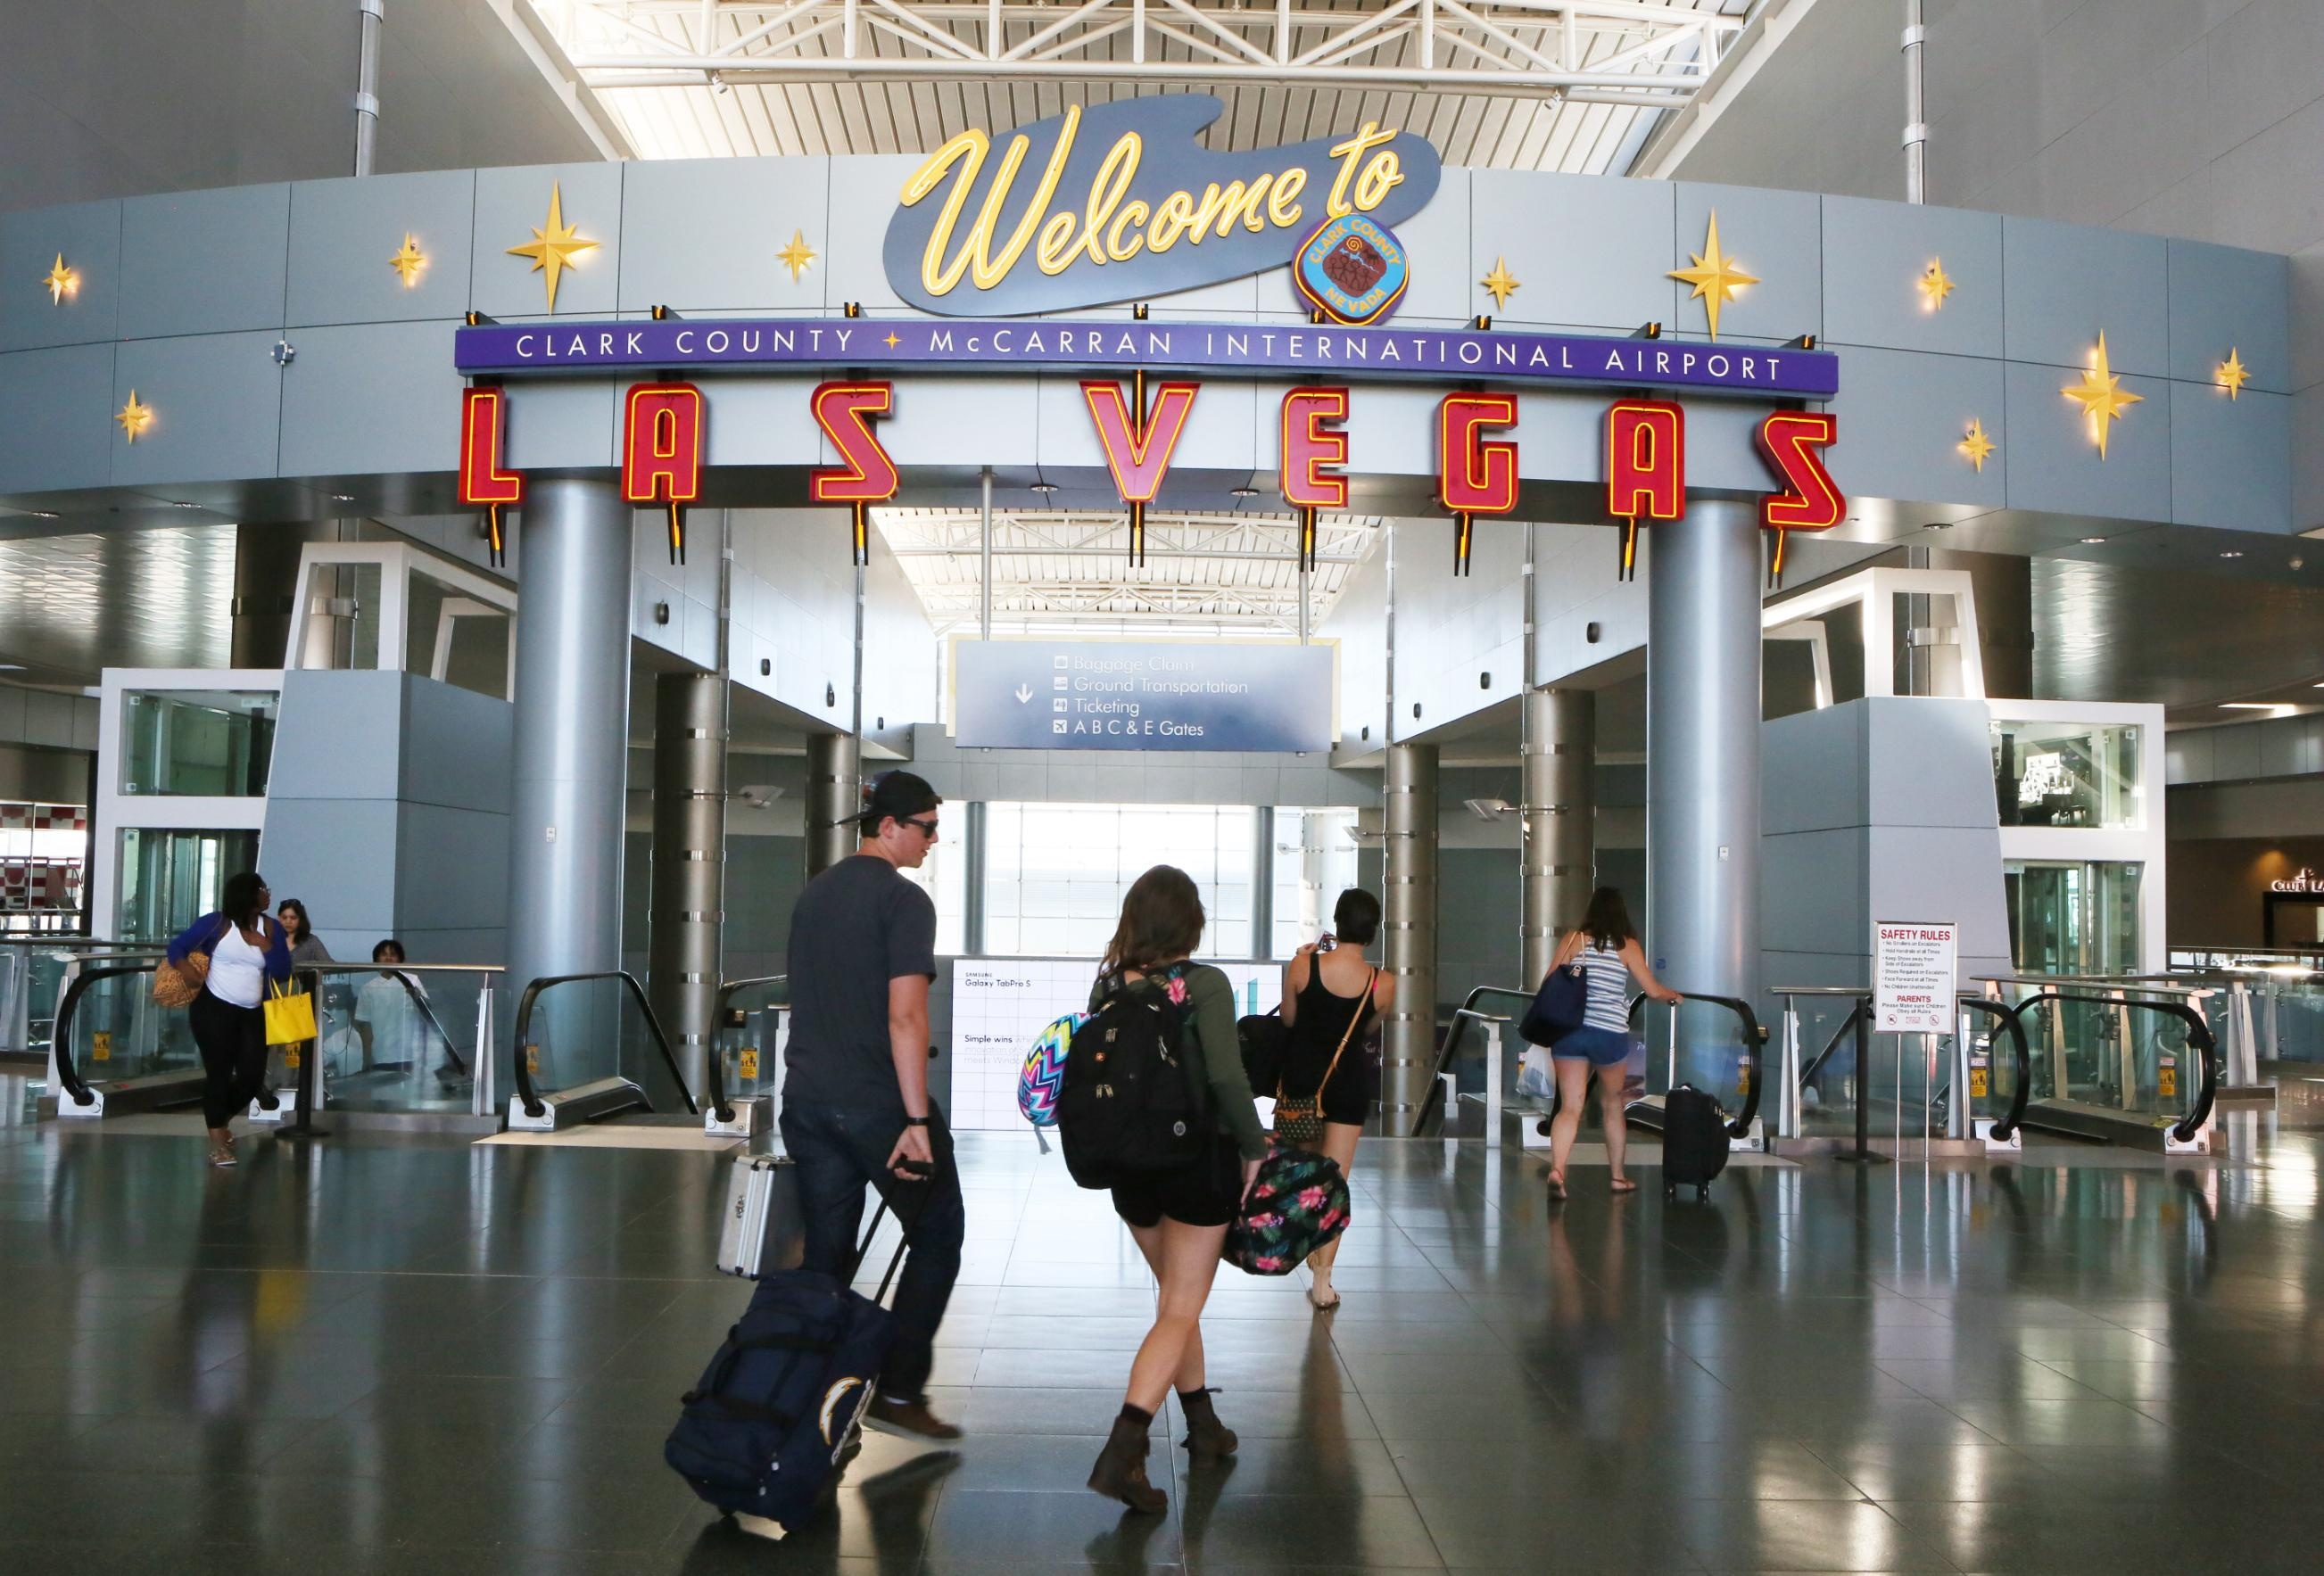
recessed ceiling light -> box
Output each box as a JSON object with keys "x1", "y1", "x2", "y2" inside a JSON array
[
  {"x1": 1921, "y1": 521, "x2": 1952, "y2": 530},
  {"x1": 1230, "y1": 485, "x2": 1261, "y2": 499},
  {"x1": 2221, "y1": 702, "x2": 2282, "y2": 711},
  {"x1": 1028, "y1": 481, "x2": 1058, "y2": 494},
  {"x1": 170, "y1": 500, "x2": 201, "y2": 509},
  {"x1": 330, "y1": 493, "x2": 354, "y2": 502},
  {"x1": 2080, "y1": 536, "x2": 2107, "y2": 545},
  {"x1": 2220, "y1": 550, "x2": 2245, "y2": 559}
]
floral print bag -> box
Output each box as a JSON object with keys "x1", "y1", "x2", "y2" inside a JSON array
[{"x1": 1224, "y1": 1146, "x2": 1352, "y2": 1276}]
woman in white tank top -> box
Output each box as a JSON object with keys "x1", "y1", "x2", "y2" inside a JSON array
[
  {"x1": 164, "y1": 871, "x2": 292, "y2": 1168},
  {"x1": 1542, "y1": 886, "x2": 1679, "y2": 1201}
]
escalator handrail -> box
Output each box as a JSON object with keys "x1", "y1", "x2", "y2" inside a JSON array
[
  {"x1": 1955, "y1": 995, "x2": 2031, "y2": 1143},
  {"x1": 50, "y1": 961, "x2": 160, "y2": 1108},
  {"x1": 1794, "y1": 996, "x2": 1867, "y2": 1092},
  {"x1": 706, "y1": 974, "x2": 789, "y2": 1124},
  {"x1": 1420, "y1": 984, "x2": 1763, "y2": 1140},
  {"x1": 2001, "y1": 988, "x2": 2217, "y2": 1143},
  {"x1": 510, "y1": 970, "x2": 699, "y2": 1120},
  {"x1": 1411, "y1": 986, "x2": 1537, "y2": 1135}
]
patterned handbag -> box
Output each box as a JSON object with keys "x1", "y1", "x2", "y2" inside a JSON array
[
  {"x1": 152, "y1": 916, "x2": 227, "y2": 1009},
  {"x1": 1273, "y1": 969, "x2": 1376, "y2": 1150},
  {"x1": 1225, "y1": 1146, "x2": 1352, "y2": 1275}
]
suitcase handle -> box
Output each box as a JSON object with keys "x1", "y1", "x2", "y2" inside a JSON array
[{"x1": 849, "y1": 1150, "x2": 948, "y2": 1306}]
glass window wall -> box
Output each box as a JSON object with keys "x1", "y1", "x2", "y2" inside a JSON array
[
  {"x1": 122, "y1": 691, "x2": 277, "y2": 797},
  {"x1": 1991, "y1": 718, "x2": 2142, "y2": 829},
  {"x1": 980, "y1": 803, "x2": 1254, "y2": 959},
  {"x1": 2005, "y1": 859, "x2": 2143, "y2": 976}
]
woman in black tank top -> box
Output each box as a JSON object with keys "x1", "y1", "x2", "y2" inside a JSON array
[{"x1": 1278, "y1": 887, "x2": 1397, "y2": 1310}]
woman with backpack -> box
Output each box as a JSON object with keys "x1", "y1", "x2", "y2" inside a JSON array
[
  {"x1": 1084, "y1": 865, "x2": 1270, "y2": 1515},
  {"x1": 1276, "y1": 887, "x2": 1394, "y2": 1311},
  {"x1": 164, "y1": 871, "x2": 293, "y2": 1168},
  {"x1": 1542, "y1": 886, "x2": 1680, "y2": 1201}
]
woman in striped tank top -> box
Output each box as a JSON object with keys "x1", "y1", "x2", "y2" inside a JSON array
[{"x1": 1543, "y1": 887, "x2": 1679, "y2": 1201}]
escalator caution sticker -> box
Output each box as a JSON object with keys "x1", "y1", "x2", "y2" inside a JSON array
[
  {"x1": 524, "y1": 1044, "x2": 540, "y2": 1075},
  {"x1": 2159, "y1": 1061, "x2": 2176, "y2": 1098},
  {"x1": 90, "y1": 1030, "x2": 111, "y2": 1063},
  {"x1": 1969, "y1": 1068, "x2": 1987, "y2": 1099},
  {"x1": 738, "y1": 1047, "x2": 759, "y2": 1081}
]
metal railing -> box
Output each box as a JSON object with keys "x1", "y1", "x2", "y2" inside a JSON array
[{"x1": 510, "y1": 970, "x2": 698, "y2": 1122}]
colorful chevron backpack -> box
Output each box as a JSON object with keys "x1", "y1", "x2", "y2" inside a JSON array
[{"x1": 1018, "y1": 1011, "x2": 1083, "y2": 1137}]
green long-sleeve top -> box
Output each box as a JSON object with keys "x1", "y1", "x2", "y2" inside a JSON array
[{"x1": 1089, "y1": 962, "x2": 1270, "y2": 1162}]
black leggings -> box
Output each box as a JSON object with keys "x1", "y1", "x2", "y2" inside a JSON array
[{"x1": 189, "y1": 988, "x2": 268, "y2": 1129}]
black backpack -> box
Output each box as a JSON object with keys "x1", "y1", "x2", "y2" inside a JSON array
[{"x1": 1057, "y1": 967, "x2": 1212, "y2": 1190}]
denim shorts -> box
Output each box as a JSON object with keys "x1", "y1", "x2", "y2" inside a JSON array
[{"x1": 1553, "y1": 1025, "x2": 1636, "y2": 1068}]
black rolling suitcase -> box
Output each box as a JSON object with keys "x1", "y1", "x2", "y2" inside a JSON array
[{"x1": 1660, "y1": 1084, "x2": 1730, "y2": 1201}]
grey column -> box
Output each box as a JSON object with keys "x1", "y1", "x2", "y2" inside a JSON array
[
  {"x1": 647, "y1": 672, "x2": 725, "y2": 1095},
  {"x1": 507, "y1": 478, "x2": 633, "y2": 998},
  {"x1": 228, "y1": 525, "x2": 307, "y2": 669},
  {"x1": 806, "y1": 730, "x2": 859, "y2": 879},
  {"x1": 1521, "y1": 686, "x2": 1595, "y2": 986},
  {"x1": 1382, "y1": 742, "x2": 1438, "y2": 1131},
  {"x1": 1647, "y1": 499, "x2": 1762, "y2": 1082}
]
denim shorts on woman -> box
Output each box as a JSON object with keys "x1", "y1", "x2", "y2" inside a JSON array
[{"x1": 1553, "y1": 1025, "x2": 1636, "y2": 1067}]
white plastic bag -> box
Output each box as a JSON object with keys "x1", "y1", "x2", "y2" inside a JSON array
[{"x1": 1515, "y1": 1045, "x2": 1555, "y2": 1101}]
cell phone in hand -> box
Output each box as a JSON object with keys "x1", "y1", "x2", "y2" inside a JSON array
[{"x1": 1318, "y1": 933, "x2": 1337, "y2": 953}]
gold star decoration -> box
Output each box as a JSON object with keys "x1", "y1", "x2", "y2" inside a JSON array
[
  {"x1": 2216, "y1": 347, "x2": 2251, "y2": 400},
  {"x1": 505, "y1": 183, "x2": 598, "y2": 311},
  {"x1": 1958, "y1": 417, "x2": 1997, "y2": 473},
  {"x1": 1479, "y1": 256, "x2": 1521, "y2": 311},
  {"x1": 388, "y1": 234, "x2": 427, "y2": 288},
  {"x1": 2060, "y1": 331, "x2": 2143, "y2": 459},
  {"x1": 116, "y1": 390, "x2": 153, "y2": 443},
  {"x1": 1917, "y1": 259, "x2": 1954, "y2": 311},
  {"x1": 42, "y1": 253, "x2": 79, "y2": 305},
  {"x1": 776, "y1": 229, "x2": 817, "y2": 284},
  {"x1": 1668, "y1": 209, "x2": 1759, "y2": 341},
  {"x1": 883, "y1": 332, "x2": 902, "y2": 350}
]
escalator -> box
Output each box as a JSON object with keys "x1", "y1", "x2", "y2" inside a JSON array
[
  {"x1": 1771, "y1": 989, "x2": 2032, "y2": 1152},
  {"x1": 505, "y1": 970, "x2": 700, "y2": 1131},
  {"x1": 1995, "y1": 983, "x2": 2217, "y2": 1151},
  {"x1": 45, "y1": 953, "x2": 208, "y2": 1118}
]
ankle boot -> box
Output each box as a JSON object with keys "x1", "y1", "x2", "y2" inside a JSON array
[
  {"x1": 1178, "y1": 1387, "x2": 1238, "y2": 1460},
  {"x1": 1088, "y1": 1407, "x2": 1168, "y2": 1514}
]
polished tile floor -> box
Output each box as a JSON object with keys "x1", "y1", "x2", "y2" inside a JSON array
[{"x1": 4, "y1": 1117, "x2": 2322, "y2": 1573}]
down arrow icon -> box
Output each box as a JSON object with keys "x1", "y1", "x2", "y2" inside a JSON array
[{"x1": 1013, "y1": 684, "x2": 1034, "y2": 704}]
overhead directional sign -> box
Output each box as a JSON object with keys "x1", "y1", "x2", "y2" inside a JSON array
[{"x1": 955, "y1": 640, "x2": 1336, "y2": 753}]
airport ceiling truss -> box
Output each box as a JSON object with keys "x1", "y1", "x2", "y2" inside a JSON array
[
  {"x1": 875, "y1": 507, "x2": 1380, "y2": 636},
  {"x1": 512, "y1": 0, "x2": 1744, "y2": 169}
]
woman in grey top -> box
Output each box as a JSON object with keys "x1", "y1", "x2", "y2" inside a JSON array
[{"x1": 1084, "y1": 865, "x2": 1269, "y2": 1516}]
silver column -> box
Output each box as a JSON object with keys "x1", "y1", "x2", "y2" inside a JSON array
[
  {"x1": 507, "y1": 479, "x2": 633, "y2": 998},
  {"x1": 647, "y1": 672, "x2": 725, "y2": 1095},
  {"x1": 1521, "y1": 686, "x2": 1595, "y2": 986},
  {"x1": 1383, "y1": 742, "x2": 1438, "y2": 1131},
  {"x1": 1646, "y1": 499, "x2": 1762, "y2": 1084},
  {"x1": 806, "y1": 730, "x2": 859, "y2": 878}
]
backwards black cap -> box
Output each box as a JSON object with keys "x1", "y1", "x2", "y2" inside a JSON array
[{"x1": 856, "y1": 769, "x2": 942, "y2": 832}]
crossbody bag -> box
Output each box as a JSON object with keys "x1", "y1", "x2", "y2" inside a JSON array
[{"x1": 1274, "y1": 967, "x2": 1377, "y2": 1150}]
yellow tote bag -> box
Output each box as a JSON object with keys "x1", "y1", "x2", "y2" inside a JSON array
[{"x1": 263, "y1": 978, "x2": 318, "y2": 1047}]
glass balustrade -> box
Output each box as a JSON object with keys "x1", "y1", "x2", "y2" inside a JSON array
[
  {"x1": 299, "y1": 965, "x2": 499, "y2": 1116},
  {"x1": 515, "y1": 973, "x2": 692, "y2": 1115}
]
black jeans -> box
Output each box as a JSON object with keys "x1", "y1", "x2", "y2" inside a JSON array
[
  {"x1": 778, "y1": 1101, "x2": 964, "y2": 1403},
  {"x1": 189, "y1": 988, "x2": 268, "y2": 1129}
]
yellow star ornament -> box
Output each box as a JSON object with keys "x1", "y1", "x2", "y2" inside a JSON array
[
  {"x1": 1668, "y1": 209, "x2": 1759, "y2": 341},
  {"x1": 1958, "y1": 417, "x2": 1997, "y2": 474},
  {"x1": 2060, "y1": 332, "x2": 2143, "y2": 459},
  {"x1": 117, "y1": 391, "x2": 153, "y2": 443},
  {"x1": 43, "y1": 254, "x2": 79, "y2": 305},
  {"x1": 389, "y1": 234, "x2": 427, "y2": 287},
  {"x1": 506, "y1": 183, "x2": 598, "y2": 311},
  {"x1": 1918, "y1": 259, "x2": 1954, "y2": 311},
  {"x1": 2216, "y1": 347, "x2": 2251, "y2": 400},
  {"x1": 1479, "y1": 257, "x2": 1521, "y2": 311},
  {"x1": 776, "y1": 229, "x2": 817, "y2": 284}
]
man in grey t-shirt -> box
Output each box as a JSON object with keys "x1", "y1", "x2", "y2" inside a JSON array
[{"x1": 779, "y1": 769, "x2": 964, "y2": 1440}]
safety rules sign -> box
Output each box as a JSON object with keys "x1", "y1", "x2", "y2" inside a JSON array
[{"x1": 1873, "y1": 920, "x2": 1959, "y2": 1034}]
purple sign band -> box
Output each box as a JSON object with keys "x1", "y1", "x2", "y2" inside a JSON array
[{"x1": 453, "y1": 317, "x2": 1838, "y2": 399}]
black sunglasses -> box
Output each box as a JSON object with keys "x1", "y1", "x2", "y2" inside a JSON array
[{"x1": 900, "y1": 815, "x2": 939, "y2": 838}]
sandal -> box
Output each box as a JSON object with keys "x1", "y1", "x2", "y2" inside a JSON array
[
  {"x1": 207, "y1": 1144, "x2": 236, "y2": 1168},
  {"x1": 1306, "y1": 1282, "x2": 1341, "y2": 1311},
  {"x1": 1545, "y1": 1170, "x2": 1567, "y2": 1201},
  {"x1": 1609, "y1": 1177, "x2": 1638, "y2": 1195}
]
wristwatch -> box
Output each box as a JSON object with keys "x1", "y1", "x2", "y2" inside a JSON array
[{"x1": 903, "y1": 1115, "x2": 930, "y2": 1127}]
